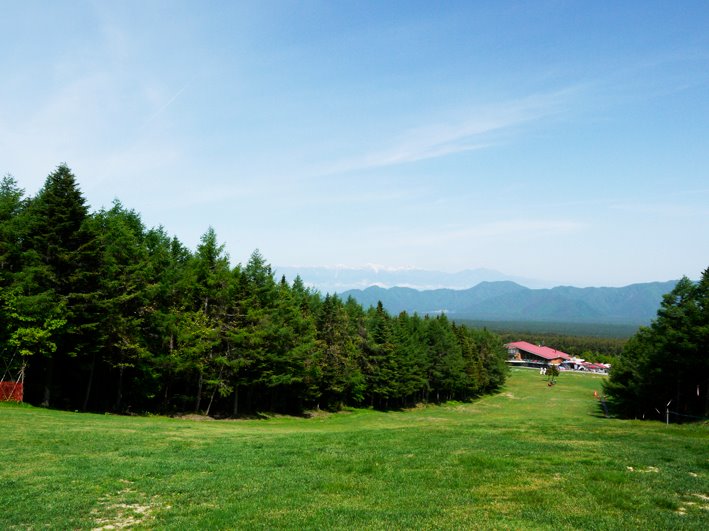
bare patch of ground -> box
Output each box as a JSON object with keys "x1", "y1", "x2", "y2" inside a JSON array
[
  {"x1": 626, "y1": 465, "x2": 659, "y2": 473},
  {"x1": 91, "y1": 484, "x2": 169, "y2": 530},
  {"x1": 171, "y1": 413, "x2": 214, "y2": 421}
]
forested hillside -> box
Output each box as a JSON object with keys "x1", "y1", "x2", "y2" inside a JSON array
[
  {"x1": 0, "y1": 166, "x2": 507, "y2": 414},
  {"x1": 341, "y1": 280, "x2": 677, "y2": 325}
]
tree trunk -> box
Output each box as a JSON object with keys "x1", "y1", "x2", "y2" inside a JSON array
[
  {"x1": 82, "y1": 353, "x2": 96, "y2": 411},
  {"x1": 205, "y1": 386, "x2": 216, "y2": 417},
  {"x1": 205, "y1": 366, "x2": 223, "y2": 417},
  {"x1": 194, "y1": 372, "x2": 203, "y2": 413},
  {"x1": 41, "y1": 357, "x2": 54, "y2": 407},
  {"x1": 161, "y1": 374, "x2": 172, "y2": 412},
  {"x1": 232, "y1": 385, "x2": 239, "y2": 417},
  {"x1": 114, "y1": 365, "x2": 124, "y2": 411}
]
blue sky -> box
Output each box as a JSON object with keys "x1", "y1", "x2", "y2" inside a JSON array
[{"x1": 2, "y1": 1, "x2": 708, "y2": 287}]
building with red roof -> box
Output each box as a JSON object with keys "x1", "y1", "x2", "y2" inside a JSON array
[{"x1": 506, "y1": 341, "x2": 571, "y2": 365}]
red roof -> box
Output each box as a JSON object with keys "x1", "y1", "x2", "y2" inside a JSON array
[{"x1": 506, "y1": 341, "x2": 571, "y2": 361}]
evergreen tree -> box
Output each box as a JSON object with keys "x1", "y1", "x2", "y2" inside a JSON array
[
  {"x1": 0, "y1": 175, "x2": 26, "y2": 287},
  {"x1": 391, "y1": 312, "x2": 429, "y2": 405},
  {"x1": 0, "y1": 175, "x2": 29, "y2": 380},
  {"x1": 89, "y1": 201, "x2": 149, "y2": 411},
  {"x1": 315, "y1": 294, "x2": 364, "y2": 409},
  {"x1": 18, "y1": 165, "x2": 99, "y2": 407},
  {"x1": 258, "y1": 278, "x2": 319, "y2": 412},
  {"x1": 189, "y1": 228, "x2": 233, "y2": 413},
  {"x1": 192, "y1": 227, "x2": 232, "y2": 314},
  {"x1": 453, "y1": 324, "x2": 484, "y2": 396},
  {"x1": 467, "y1": 326, "x2": 507, "y2": 393},
  {"x1": 424, "y1": 315, "x2": 466, "y2": 402},
  {"x1": 231, "y1": 250, "x2": 281, "y2": 412},
  {"x1": 605, "y1": 271, "x2": 709, "y2": 419},
  {"x1": 141, "y1": 228, "x2": 194, "y2": 412},
  {"x1": 363, "y1": 302, "x2": 398, "y2": 408}
]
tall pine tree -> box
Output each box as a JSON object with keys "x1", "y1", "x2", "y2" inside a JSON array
[{"x1": 19, "y1": 165, "x2": 99, "y2": 407}]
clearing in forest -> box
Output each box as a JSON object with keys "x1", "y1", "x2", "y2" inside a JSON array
[{"x1": 1, "y1": 369, "x2": 707, "y2": 529}]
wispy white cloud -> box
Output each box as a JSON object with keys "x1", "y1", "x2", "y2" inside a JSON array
[{"x1": 319, "y1": 88, "x2": 578, "y2": 175}]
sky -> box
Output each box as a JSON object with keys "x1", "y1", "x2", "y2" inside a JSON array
[{"x1": 2, "y1": 1, "x2": 708, "y2": 287}]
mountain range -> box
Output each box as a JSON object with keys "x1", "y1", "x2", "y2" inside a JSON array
[
  {"x1": 274, "y1": 265, "x2": 553, "y2": 292},
  {"x1": 338, "y1": 280, "x2": 678, "y2": 326}
]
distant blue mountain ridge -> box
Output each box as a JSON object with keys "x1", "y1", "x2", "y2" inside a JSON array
[
  {"x1": 338, "y1": 280, "x2": 679, "y2": 325},
  {"x1": 274, "y1": 266, "x2": 679, "y2": 325},
  {"x1": 274, "y1": 265, "x2": 553, "y2": 292}
]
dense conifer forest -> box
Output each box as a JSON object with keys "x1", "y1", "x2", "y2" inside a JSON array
[
  {"x1": 0, "y1": 165, "x2": 508, "y2": 415},
  {"x1": 604, "y1": 271, "x2": 709, "y2": 420}
]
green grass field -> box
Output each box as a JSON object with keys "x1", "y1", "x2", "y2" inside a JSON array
[{"x1": 1, "y1": 369, "x2": 707, "y2": 529}]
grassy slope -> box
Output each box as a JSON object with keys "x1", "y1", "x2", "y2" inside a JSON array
[{"x1": 1, "y1": 370, "x2": 707, "y2": 529}]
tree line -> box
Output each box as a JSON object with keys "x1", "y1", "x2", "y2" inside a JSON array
[
  {"x1": 0, "y1": 165, "x2": 508, "y2": 415},
  {"x1": 604, "y1": 270, "x2": 709, "y2": 420}
]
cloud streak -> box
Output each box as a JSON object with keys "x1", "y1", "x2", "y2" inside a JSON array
[
  {"x1": 320, "y1": 88, "x2": 577, "y2": 175},
  {"x1": 141, "y1": 82, "x2": 191, "y2": 128}
]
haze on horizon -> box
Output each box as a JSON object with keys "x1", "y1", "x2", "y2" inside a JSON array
[{"x1": 2, "y1": 1, "x2": 708, "y2": 288}]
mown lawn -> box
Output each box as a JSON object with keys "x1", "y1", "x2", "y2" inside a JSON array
[{"x1": 1, "y1": 369, "x2": 707, "y2": 529}]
